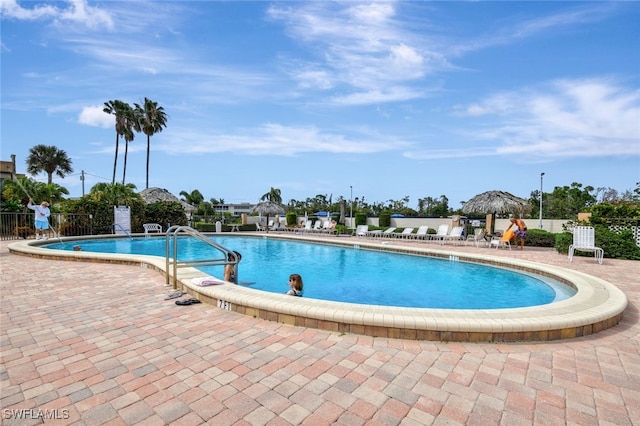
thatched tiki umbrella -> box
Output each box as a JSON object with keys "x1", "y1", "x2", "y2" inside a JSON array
[
  {"x1": 251, "y1": 200, "x2": 285, "y2": 232},
  {"x1": 462, "y1": 190, "x2": 530, "y2": 234}
]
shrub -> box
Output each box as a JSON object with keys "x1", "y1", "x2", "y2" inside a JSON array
[
  {"x1": 379, "y1": 213, "x2": 391, "y2": 227},
  {"x1": 14, "y1": 226, "x2": 31, "y2": 239},
  {"x1": 144, "y1": 201, "x2": 188, "y2": 230},
  {"x1": 355, "y1": 213, "x2": 367, "y2": 226},
  {"x1": 525, "y1": 229, "x2": 555, "y2": 247},
  {"x1": 286, "y1": 212, "x2": 297, "y2": 227}
]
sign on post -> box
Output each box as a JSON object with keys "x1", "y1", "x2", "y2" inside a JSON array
[{"x1": 113, "y1": 206, "x2": 131, "y2": 235}]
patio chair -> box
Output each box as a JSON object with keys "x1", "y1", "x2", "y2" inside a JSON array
[
  {"x1": 441, "y1": 226, "x2": 465, "y2": 245},
  {"x1": 569, "y1": 226, "x2": 604, "y2": 264},
  {"x1": 490, "y1": 229, "x2": 513, "y2": 250},
  {"x1": 394, "y1": 228, "x2": 415, "y2": 239},
  {"x1": 429, "y1": 224, "x2": 450, "y2": 243},
  {"x1": 255, "y1": 222, "x2": 266, "y2": 232},
  {"x1": 413, "y1": 225, "x2": 430, "y2": 240},
  {"x1": 311, "y1": 220, "x2": 323, "y2": 233},
  {"x1": 354, "y1": 225, "x2": 369, "y2": 237},
  {"x1": 365, "y1": 227, "x2": 394, "y2": 238},
  {"x1": 467, "y1": 228, "x2": 488, "y2": 247}
]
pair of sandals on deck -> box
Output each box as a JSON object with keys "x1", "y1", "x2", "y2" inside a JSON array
[{"x1": 165, "y1": 290, "x2": 201, "y2": 306}]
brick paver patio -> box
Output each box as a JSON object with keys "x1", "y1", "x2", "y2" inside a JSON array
[{"x1": 1, "y1": 238, "x2": 638, "y2": 425}]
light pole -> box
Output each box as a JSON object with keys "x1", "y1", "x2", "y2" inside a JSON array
[
  {"x1": 539, "y1": 172, "x2": 545, "y2": 229},
  {"x1": 350, "y1": 185, "x2": 353, "y2": 228}
]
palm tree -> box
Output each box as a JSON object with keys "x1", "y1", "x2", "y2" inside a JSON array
[
  {"x1": 26, "y1": 144, "x2": 74, "y2": 184},
  {"x1": 134, "y1": 98, "x2": 168, "y2": 189},
  {"x1": 179, "y1": 189, "x2": 204, "y2": 207},
  {"x1": 89, "y1": 182, "x2": 139, "y2": 207},
  {"x1": 260, "y1": 187, "x2": 282, "y2": 204},
  {"x1": 103, "y1": 99, "x2": 130, "y2": 185},
  {"x1": 120, "y1": 103, "x2": 138, "y2": 185}
]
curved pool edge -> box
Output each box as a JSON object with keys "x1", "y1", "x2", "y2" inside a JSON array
[{"x1": 8, "y1": 235, "x2": 628, "y2": 342}]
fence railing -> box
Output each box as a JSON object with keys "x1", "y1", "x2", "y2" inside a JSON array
[{"x1": 0, "y1": 212, "x2": 93, "y2": 241}]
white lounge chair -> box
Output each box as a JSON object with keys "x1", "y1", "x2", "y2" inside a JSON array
[
  {"x1": 429, "y1": 224, "x2": 450, "y2": 243},
  {"x1": 569, "y1": 226, "x2": 604, "y2": 264},
  {"x1": 467, "y1": 228, "x2": 488, "y2": 247},
  {"x1": 365, "y1": 227, "x2": 393, "y2": 238},
  {"x1": 311, "y1": 220, "x2": 323, "y2": 233},
  {"x1": 394, "y1": 228, "x2": 415, "y2": 239},
  {"x1": 413, "y1": 225, "x2": 430, "y2": 240},
  {"x1": 354, "y1": 225, "x2": 369, "y2": 237},
  {"x1": 441, "y1": 226, "x2": 465, "y2": 245},
  {"x1": 378, "y1": 227, "x2": 397, "y2": 238},
  {"x1": 255, "y1": 222, "x2": 266, "y2": 232}
]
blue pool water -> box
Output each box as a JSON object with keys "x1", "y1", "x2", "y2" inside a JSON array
[{"x1": 45, "y1": 236, "x2": 575, "y2": 309}]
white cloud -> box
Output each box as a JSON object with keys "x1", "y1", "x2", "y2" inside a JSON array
[
  {"x1": 412, "y1": 78, "x2": 640, "y2": 160},
  {"x1": 158, "y1": 123, "x2": 409, "y2": 156},
  {"x1": 0, "y1": 0, "x2": 113, "y2": 29},
  {"x1": 267, "y1": 1, "x2": 440, "y2": 104},
  {"x1": 78, "y1": 105, "x2": 112, "y2": 128}
]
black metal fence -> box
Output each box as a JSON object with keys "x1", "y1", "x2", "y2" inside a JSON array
[{"x1": 0, "y1": 212, "x2": 93, "y2": 241}]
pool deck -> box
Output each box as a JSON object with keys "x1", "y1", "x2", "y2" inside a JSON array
[{"x1": 1, "y1": 236, "x2": 639, "y2": 424}]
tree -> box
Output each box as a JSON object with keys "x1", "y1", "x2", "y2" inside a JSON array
[
  {"x1": 103, "y1": 100, "x2": 131, "y2": 185},
  {"x1": 89, "y1": 182, "x2": 139, "y2": 207},
  {"x1": 261, "y1": 187, "x2": 282, "y2": 204},
  {"x1": 26, "y1": 144, "x2": 73, "y2": 184},
  {"x1": 179, "y1": 189, "x2": 204, "y2": 207},
  {"x1": 134, "y1": 98, "x2": 168, "y2": 189},
  {"x1": 120, "y1": 103, "x2": 138, "y2": 185}
]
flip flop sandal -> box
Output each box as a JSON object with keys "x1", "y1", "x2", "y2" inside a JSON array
[
  {"x1": 165, "y1": 290, "x2": 185, "y2": 300},
  {"x1": 175, "y1": 298, "x2": 201, "y2": 306}
]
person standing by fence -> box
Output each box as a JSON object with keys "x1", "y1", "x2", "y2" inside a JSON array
[{"x1": 27, "y1": 198, "x2": 51, "y2": 240}]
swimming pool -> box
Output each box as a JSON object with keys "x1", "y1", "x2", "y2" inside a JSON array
[
  {"x1": 10, "y1": 234, "x2": 627, "y2": 342},
  {"x1": 46, "y1": 236, "x2": 573, "y2": 309}
]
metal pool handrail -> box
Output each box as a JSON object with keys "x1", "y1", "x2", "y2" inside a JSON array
[{"x1": 165, "y1": 225, "x2": 237, "y2": 288}]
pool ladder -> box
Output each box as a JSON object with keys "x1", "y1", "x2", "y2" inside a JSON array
[{"x1": 165, "y1": 225, "x2": 238, "y2": 289}]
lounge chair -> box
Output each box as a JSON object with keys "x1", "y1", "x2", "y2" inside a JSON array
[
  {"x1": 467, "y1": 228, "x2": 488, "y2": 247},
  {"x1": 490, "y1": 229, "x2": 512, "y2": 250},
  {"x1": 296, "y1": 221, "x2": 313, "y2": 233},
  {"x1": 311, "y1": 220, "x2": 323, "y2": 233},
  {"x1": 255, "y1": 222, "x2": 266, "y2": 232},
  {"x1": 379, "y1": 227, "x2": 397, "y2": 238},
  {"x1": 413, "y1": 225, "x2": 430, "y2": 240},
  {"x1": 441, "y1": 226, "x2": 465, "y2": 245},
  {"x1": 367, "y1": 227, "x2": 395, "y2": 238},
  {"x1": 394, "y1": 228, "x2": 415, "y2": 239},
  {"x1": 568, "y1": 226, "x2": 604, "y2": 264},
  {"x1": 320, "y1": 220, "x2": 337, "y2": 235},
  {"x1": 354, "y1": 225, "x2": 369, "y2": 237},
  {"x1": 429, "y1": 224, "x2": 450, "y2": 243}
]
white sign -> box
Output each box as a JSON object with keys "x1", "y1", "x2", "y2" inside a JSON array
[{"x1": 113, "y1": 206, "x2": 131, "y2": 235}]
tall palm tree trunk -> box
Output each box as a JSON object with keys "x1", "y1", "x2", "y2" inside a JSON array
[
  {"x1": 112, "y1": 134, "x2": 119, "y2": 185},
  {"x1": 146, "y1": 135, "x2": 151, "y2": 189},
  {"x1": 122, "y1": 141, "x2": 129, "y2": 185}
]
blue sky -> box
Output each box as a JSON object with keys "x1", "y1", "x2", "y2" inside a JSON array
[{"x1": 2, "y1": 0, "x2": 639, "y2": 209}]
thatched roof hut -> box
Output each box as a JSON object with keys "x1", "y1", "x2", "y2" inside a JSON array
[
  {"x1": 462, "y1": 190, "x2": 530, "y2": 234},
  {"x1": 462, "y1": 190, "x2": 530, "y2": 215},
  {"x1": 139, "y1": 187, "x2": 196, "y2": 213},
  {"x1": 251, "y1": 200, "x2": 285, "y2": 231}
]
